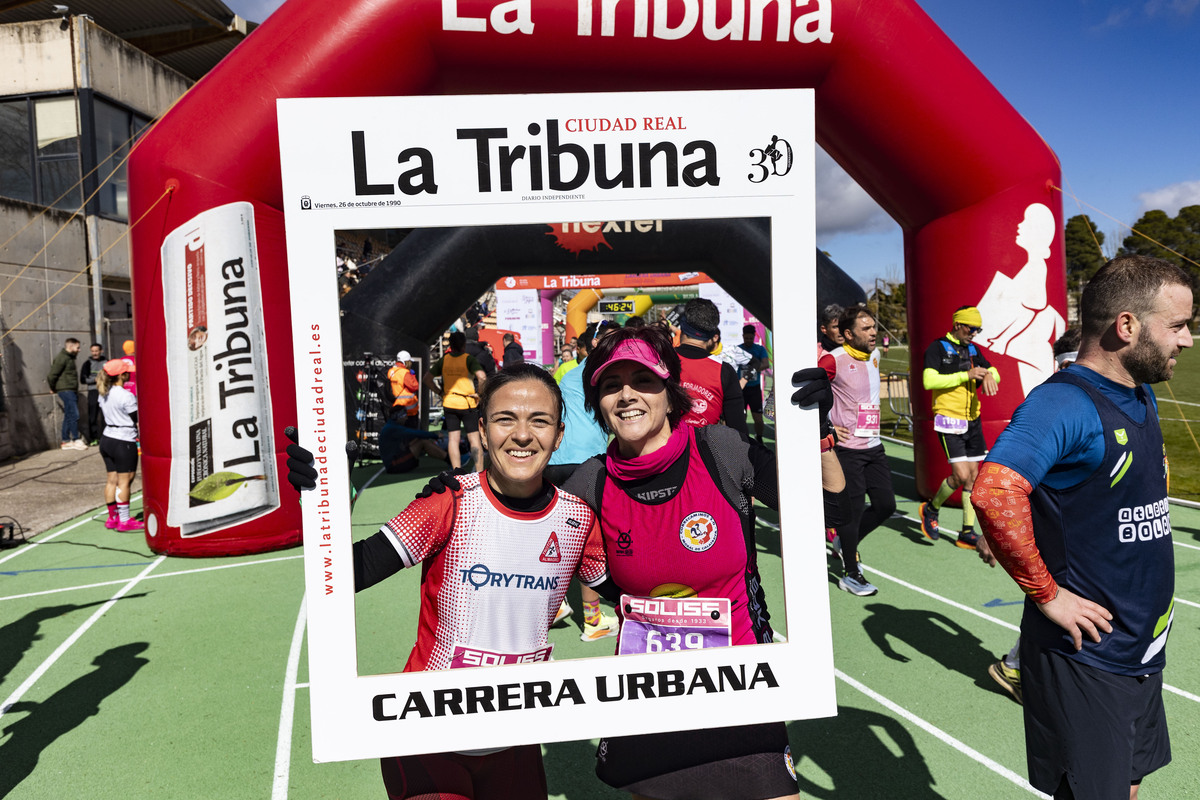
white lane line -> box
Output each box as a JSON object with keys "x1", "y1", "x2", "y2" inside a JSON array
[
  {"x1": 0, "y1": 554, "x2": 304, "y2": 603},
  {"x1": 863, "y1": 565, "x2": 1021, "y2": 633},
  {"x1": 835, "y1": 669, "x2": 1049, "y2": 798},
  {"x1": 862, "y1": 565, "x2": 1200, "y2": 705},
  {"x1": 0, "y1": 492, "x2": 145, "y2": 566},
  {"x1": 272, "y1": 595, "x2": 307, "y2": 800},
  {"x1": 0, "y1": 555, "x2": 165, "y2": 719},
  {"x1": 1177, "y1": 597, "x2": 1200, "y2": 610},
  {"x1": 360, "y1": 465, "x2": 387, "y2": 492}
]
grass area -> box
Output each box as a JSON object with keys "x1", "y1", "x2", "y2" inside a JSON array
[{"x1": 870, "y1": 344, "x2": 1200, "y2": 498}]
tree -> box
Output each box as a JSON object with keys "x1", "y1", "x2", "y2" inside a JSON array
[
  {"x1": 1119, "y1": 205, "x2": 1200, "y2": 278},
  {"x1": 868, "y1": 280, "x2": 907, "y2": 344},
  {"x1": 1063, "y1": 214, "x2": 1106, "y2": 290}
]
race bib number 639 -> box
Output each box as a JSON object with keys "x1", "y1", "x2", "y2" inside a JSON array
[{"x1": 617, "y1": 594, "x2": 732, "y2": 656}]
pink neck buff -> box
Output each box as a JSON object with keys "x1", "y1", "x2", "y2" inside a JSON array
[{"x1": 606, "y1": 423, "x2": 690, "y2": 481}]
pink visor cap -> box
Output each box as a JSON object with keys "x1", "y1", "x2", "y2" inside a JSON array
[{"x1": 589, "y1": 339, "x2": 671, "y2": 385}]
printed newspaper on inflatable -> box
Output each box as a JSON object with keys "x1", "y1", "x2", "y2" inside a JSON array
[
  {"x1": 160, "y1": 202, "x2": 280, "y2": 536},
  {"x1": 279, "y1": 89, "x2": 834, "y2": 762}
]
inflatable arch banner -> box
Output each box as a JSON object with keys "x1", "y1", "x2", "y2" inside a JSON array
[{"x1": 128, "y1": 0, "x2": 1066, "y2": 556}]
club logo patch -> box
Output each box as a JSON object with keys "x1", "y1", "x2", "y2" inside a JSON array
[
  {"x1": 540, "y1": 532, "x2": 561, "y2": 563},
  {"x1": 679, "y1": 512, "x2": 718, "y2": 552},
  {"x1": 784, "y1": 745, "x2": 796, "y2": 781},
  {"x1": 1114, "y1": 428, "x2": 1128, "y2": 445}
]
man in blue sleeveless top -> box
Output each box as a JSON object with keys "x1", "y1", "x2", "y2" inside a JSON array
[{"x1": 971, "y1": 255, "x2": 1192, "y2": 799}]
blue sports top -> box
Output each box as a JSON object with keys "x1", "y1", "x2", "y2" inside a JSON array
[
  {"x1": 738, "y1": 342, "x2": 769, "y2": 388},
  {"x1": 990, "y1": 366, "x2": 1173, "y2": 675},
  {"x1": 549, "y1": 356, "x2": 609, "y2": 466}
]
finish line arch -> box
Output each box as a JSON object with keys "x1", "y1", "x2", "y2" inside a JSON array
[{"x1": 129, "y1": 0, "x2": 1065, "y2": 555}]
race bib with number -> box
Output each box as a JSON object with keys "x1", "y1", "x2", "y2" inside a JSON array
[
  {"x1": 855, "y1": 403, "x2": 881, "y2": 437},
  {"x1": 617, "y1": 594, "x2": 732, "y2": 656},
  {"x1": 449, "y1": 644, "x2": 553, "y2": 669},
  {"x1": 933, "y1": 414, "x2": 970, "y2": 435}
]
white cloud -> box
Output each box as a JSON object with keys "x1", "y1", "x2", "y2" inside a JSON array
[
  {"x1": 1145, "y1": 0, "x2": 1200, "y2": 17},
  {"x1": 1137, "y1": 180, "x2": 1200, "y2": 215},
  {"x1": 814, "y1": 147, "x2": 895, "y2": 239}
]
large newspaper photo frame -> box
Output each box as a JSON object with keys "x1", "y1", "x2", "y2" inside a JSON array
[{"x1": 279, "y1": 89, "x2": 835, "y2": 762}]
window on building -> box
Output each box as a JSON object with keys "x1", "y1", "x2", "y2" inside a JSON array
[
  {"x1": 34, "y1": 96, "x2": 81, "y2": 210},
  {"x1": 0, "y1": 99, "x2": 35, "y2": 204},
  {"x1": 94, "y1": 99, "x2": 149, "y2": 220}
]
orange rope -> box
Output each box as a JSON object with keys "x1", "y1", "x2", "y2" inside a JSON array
[
  {"x1": 1051, "y1": 183, "x2": 1200, "y2": 271},
  {"x1": 0, "y1": 186, "x2": 172, "y2": 344}
]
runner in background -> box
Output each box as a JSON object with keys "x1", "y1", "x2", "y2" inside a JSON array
[
  {"x1": 919, "y1": 306, "x2": 999, "y2": 548},
  {"x1": 739, "y1": 323, "x2": 772, "y2": 445},
  {"x1": 817, "y1": 303, "x2": 843, "y2": 357},
  {"x1": 549, "y1": 321, "x2": 619, "y2": 642},
  {"x1": 819, "y1": 304, "x2": 895, "y2": 597}
]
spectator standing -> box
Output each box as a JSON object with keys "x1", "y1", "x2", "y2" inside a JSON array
[
  {"x1": 971, "y1": 256, "x2": 1190, "y2": 798},
  {"x1": 501, "y1": 332, "x2": 524, "y2": 367},
  {"x1": 48, "y1": 338, "x2": 85, "y2": 450},
  {"x1": 97, "y1": 359, "x2": 142, "y2": 531},
  {"x1": 79, "y1": 342, "x2": 107, "y2": 444},
  {"x1": 918, "y1": 306, "x2": 999, "y2": 548},
  {"x1": 385, "y1": 350, "x2": 420, "y2": 427},
  {"x1": 121, "y1": 339, "x2": 138, "y2": 396}
]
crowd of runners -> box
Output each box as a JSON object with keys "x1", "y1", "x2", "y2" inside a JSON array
[{"x1": 287, "y1": 254, "x2": 1189, "y2": 800}]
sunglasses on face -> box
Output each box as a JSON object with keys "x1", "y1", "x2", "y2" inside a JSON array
[{"x1": 963, "y1": 325, "x2": 982, "y2": 334}]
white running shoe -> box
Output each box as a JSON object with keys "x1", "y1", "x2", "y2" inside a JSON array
[{"x1": 580, "y1": 612, "x2": 619, "y2": 641}]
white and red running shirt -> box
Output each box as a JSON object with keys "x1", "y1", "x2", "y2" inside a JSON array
[{"x1": 380, "y1": 471, "x2": 606, "y2": 672}]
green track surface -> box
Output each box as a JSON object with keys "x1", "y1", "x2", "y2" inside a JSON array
[{"x1": 3, "y1": 442, "x2": 1199, "y2": 798}]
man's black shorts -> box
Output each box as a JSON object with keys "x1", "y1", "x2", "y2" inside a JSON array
[
  {"x1": 743, "y1": 384, "x2": 764, "y2": 414},
  {"x1": 99, "y1": 436, "x2": 139, "y2": 473},
  {"x1": 1021, "y1": 640, "x2": 1170, "y2": 798},
  {"x1": 937, "y1": 418, "x2": 986, "y2": 463},
  {"x1": 443, "y1": 406, "x2": 480, "y2": 433}
]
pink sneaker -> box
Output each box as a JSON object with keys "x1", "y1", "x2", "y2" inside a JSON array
[
  {"x1": 116, "y1": 518, "x2": 144, "y2": 532},
  {"x1": 105, "y1": 514, "x2": 119, "y2": 530}
]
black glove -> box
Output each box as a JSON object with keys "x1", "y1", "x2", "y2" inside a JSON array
[
  {"x1": 790, "y1": 367, "x2": 834, "y2": 439},
  {"x1": 415, "y1": 467, "x2": 472, "y2": 499},
  {"x1": 284, "y1": 426, "x2": 317, "y2": 492}
]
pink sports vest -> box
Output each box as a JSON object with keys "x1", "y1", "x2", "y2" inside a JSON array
[{"x1": 599, "y1": 432, "x2": 764, "y2": 645}]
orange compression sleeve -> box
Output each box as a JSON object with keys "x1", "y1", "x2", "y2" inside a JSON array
[{"x1": 970, "y1": 462, "x2": 1058, "y2": 604}]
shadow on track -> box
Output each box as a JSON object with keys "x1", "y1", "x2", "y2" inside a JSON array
[{"x1": 0, "y1": 642, "x2": 150, "y2": 797}]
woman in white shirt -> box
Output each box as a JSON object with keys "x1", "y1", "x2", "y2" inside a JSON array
[{"x1": 97, "y1": 359, "x2": 142, "y2": 531}]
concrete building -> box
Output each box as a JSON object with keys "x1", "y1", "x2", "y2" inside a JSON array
[{"x1": 0, "y1": 3, "x2": 251, "y2": 459}]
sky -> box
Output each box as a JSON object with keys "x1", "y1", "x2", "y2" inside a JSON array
[{"x1": 229, "y1": 0, "x2": 1200, "y2": 289}]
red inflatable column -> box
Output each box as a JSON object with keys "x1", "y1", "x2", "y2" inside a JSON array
[{"x1": 908, "y1": 178, "x2": 1068, "y2": 503}]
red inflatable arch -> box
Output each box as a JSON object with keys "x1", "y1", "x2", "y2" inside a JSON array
[{"x1": 129, "y1": 0, "x2": 1066, "y2": 555}]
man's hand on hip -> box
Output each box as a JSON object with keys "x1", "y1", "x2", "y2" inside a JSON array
[{"x1": 1037, "y1": 587, "x2": 1113, "y2": 651}]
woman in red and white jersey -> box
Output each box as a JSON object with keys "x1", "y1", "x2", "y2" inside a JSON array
[{"x1": 290, "y1": 363, "x2": 606, "y2": 800}]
